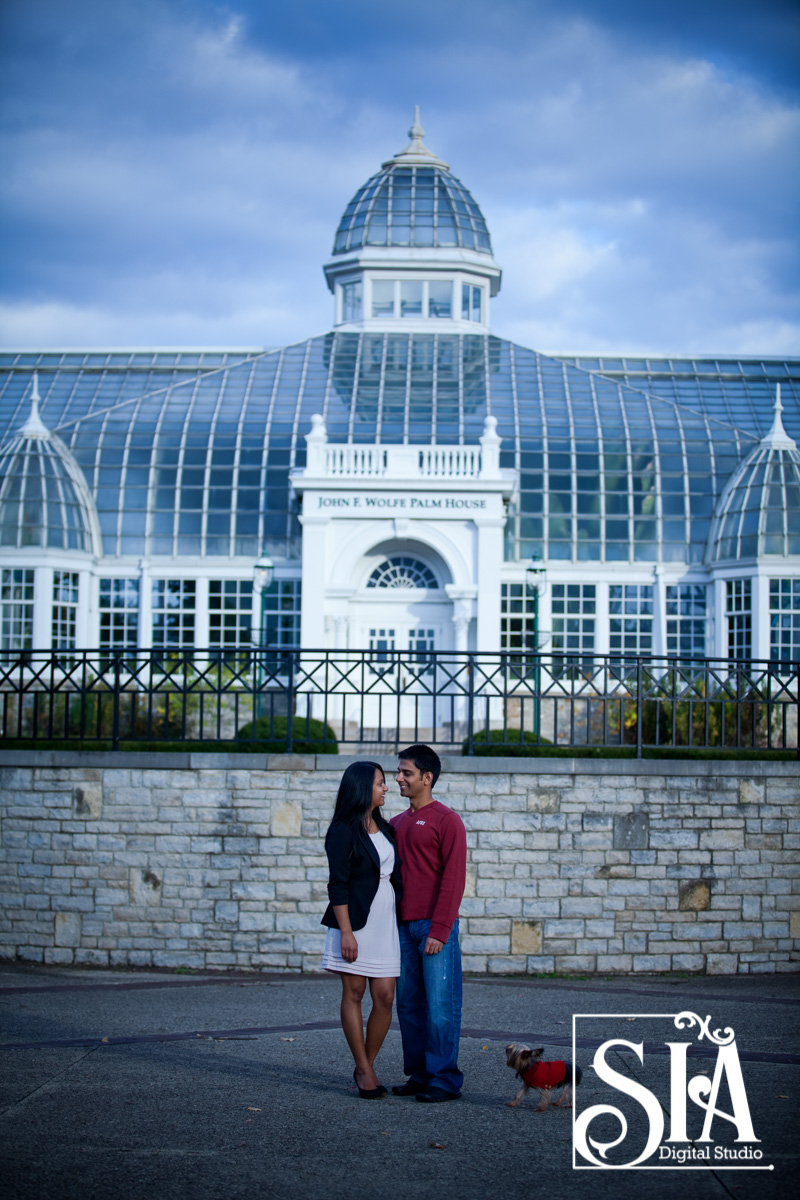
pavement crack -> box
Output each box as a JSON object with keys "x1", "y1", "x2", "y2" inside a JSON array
[{"x1": 0, "y1": 1045, "x2": 99, "y2": 1119}]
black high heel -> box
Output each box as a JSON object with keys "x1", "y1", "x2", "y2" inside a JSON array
[{"x1": 353, "y1": 1066, "x2": 386, "y2": 1099}]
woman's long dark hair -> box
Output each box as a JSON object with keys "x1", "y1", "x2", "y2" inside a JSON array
[{"x1": 327, "y1": 761, "x2": 393, "y2": 837}]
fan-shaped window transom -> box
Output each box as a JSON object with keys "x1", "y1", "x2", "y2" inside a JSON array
[{"x1": 367, "y1": 556, "x2": 439, "y2": 589}]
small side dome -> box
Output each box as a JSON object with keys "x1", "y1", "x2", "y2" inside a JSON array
[
  {"x1": 0, "y1": 375, "x2": 99, "y2": 553},
  {"x1": 709, "y1": 386, "x2": 800, "y2": 562},
  {"x1": 332, "y1": 109, "x2": 493, "y2": 255}
]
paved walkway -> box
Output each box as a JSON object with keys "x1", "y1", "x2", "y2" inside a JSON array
[{"x1": 0, "y1": 965, "x2": 798, "y2": 1200}]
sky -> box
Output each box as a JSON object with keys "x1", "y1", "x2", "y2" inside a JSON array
[{"x1": 1, "y1": 0, "x2": 798, "y2": 356}]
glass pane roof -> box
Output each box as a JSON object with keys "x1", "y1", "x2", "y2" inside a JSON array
[
  {"x1": 0, "y1": 433, "x2": 94, "y2": 551},
  {"x1": 0, "y1": 341, "x2": 797, "y2": 565},
  {"x1": 332, "y1": 164, "x2": 493, "y2": 255}
]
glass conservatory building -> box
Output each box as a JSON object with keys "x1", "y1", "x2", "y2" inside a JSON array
[{"x1": 1, "y1": 114, "x2": 799, "y2": 668}]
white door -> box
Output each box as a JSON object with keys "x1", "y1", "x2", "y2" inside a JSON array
[{"x1": 351, "y1": 601, "x2": 452, "y2": 738}]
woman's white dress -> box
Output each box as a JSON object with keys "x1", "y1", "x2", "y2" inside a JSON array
[{"x1": 322, "y1": 831, "x2": 401, "y2": 978}]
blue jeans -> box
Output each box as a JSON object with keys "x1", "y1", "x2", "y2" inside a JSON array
[{"x1": 397, "y1": 918, "x2": 463, "y2": 1094}]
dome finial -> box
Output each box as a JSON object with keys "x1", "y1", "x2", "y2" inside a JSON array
[
  {"x1": 762, "y1": 382, "x2": 795, "y2": 449},
  {"x1": 408, "y1": 105, "x2": 424, "y2": 143},
  {"x1": 20, "y1": 371, "x2": 50, "y2": 439},
  {"x1": 388, "y1": 106, "x2": 448, "y2": 167}
]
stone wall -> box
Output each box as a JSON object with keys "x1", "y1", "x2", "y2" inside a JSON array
[{"x1": 1, "y1": 751, "x2": 798, "y2": 975}]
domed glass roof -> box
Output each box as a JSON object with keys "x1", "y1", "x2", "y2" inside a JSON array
[
  {"x1": 333, "y1": 164, "x2": 492, "y2": 255},
  {"x1": 0, "y1": 385, "x2": 97, "y2": 552},
  {"x1": 332, "y1": 114, "x2": 492, "y2": 256},
  {"x1": 709, "y1": 395, "x2": 800, "y2": 561}
]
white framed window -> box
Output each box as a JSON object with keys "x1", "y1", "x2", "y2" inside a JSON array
[
  {"x1": 371, "y1": 280, "x2": 395, "y2": 318},
  {"x1": 666, "y1": 583, "x2": 707, "y2": 659},
  {"x1": 400, "y1": 280, "x2": 423, "y2": 318},
  {"x1": 427, "y1": 281, "x2": 452, "y2": 318},
  {"x1": 610, "y1": 584, "x2": 654, "y2": 662},
  {"x1": 769, "y1": 578, "x2": 800, "y2": 664},
  {"x1": 726, "y1": 579, "x2": 751, "y2": 661},
  {"x1": 1, "y1": 567, "x2": 34, "y2": 652},
  {"x1": 462, "y1": 283, "x2": 483, "y2": 322},
  {"x1": 209, "y1": 579, "x2": 253, "y2": 661},
  {"x1": 552, "y1": 583, "x2": 596, "y2": 668},
  {"x1": 368, "y1": 626, "x2": 396, "y2": 676},
  {"x1": 99, "y1": 578, "x2": 139, "y2": 652},
  {"x1": 341, "y1": 281, "x2": 362, "y2": 322},
  {"x1": 52, "y1": 571, "x2": 79, "y2": 651},
  {"x1": 408, "y1": 628, "x2": 435, "y2": 674},
  {"x1": 152, "y1": 579, "x2": 196, "y2": 653}
]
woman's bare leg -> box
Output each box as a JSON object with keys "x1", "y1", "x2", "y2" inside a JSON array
[
  {"x1": 339, "y1": 973, "x2": 380, "y2": 1090},
  {"x1": 365, "y1": 978, "x2": 396, "y2": 1079}
]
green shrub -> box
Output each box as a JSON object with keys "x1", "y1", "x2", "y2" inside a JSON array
[
  {"x1": 236, "y1": 714, "x2": 338, "y2": 754},
  {"x1": 462, "y1": 728, "x2": 552, "y2": 756}
]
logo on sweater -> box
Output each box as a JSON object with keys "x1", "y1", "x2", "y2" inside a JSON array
[
  {"x1": 415, "y1": 820, "x2": 426, "y2": 825},
  {"x1": 573, "y1": 1013, "x2": 769, "y2": 1172}
]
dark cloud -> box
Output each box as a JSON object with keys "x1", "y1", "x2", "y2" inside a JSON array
[{"x1": 0, "y1": 0, "x2": 797, "y2": 352}]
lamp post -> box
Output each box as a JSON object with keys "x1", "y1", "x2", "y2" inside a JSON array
[
  {"x1": 252, "y1": 554, "x2": 274, "y2": 718},
  {"x1": 525, "y1": 555, "x2": 547, "y2": 737}
]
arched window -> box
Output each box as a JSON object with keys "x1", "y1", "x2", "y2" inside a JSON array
[{"x1": 367, "y1": 556, "x2": 439, "y2": 589}]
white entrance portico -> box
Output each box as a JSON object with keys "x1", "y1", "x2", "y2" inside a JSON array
[{"x1": 291, "y1": 413, "x2": 516, "y2": 658}]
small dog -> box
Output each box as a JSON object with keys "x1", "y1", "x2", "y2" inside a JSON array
[{"x1": 505, "y1": 1043, "x2": 583, "y2": 1110}]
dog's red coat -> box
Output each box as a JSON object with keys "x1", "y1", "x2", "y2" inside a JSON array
[{"x1": 521, "y1": 1060, "x2": 568, "y2": 1088}]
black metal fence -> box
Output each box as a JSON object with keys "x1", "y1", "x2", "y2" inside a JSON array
[{"x1": 1, "y1": 647, "x2": 798, "y2": 756}]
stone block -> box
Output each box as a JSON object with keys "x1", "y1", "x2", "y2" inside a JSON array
[
  {"x1": 44, "y1": 947, "x2": 75, "y2": 964},
  {"x1": 706, "y1": 953, "x2": 740, "y2": 974},
  {"x1": 790, "y1": 912, "x2": 800, "y2": 940},
  {"x1": 511, "y1": 919, "x2": 543, "y2": 955},
  {"x1": 700, "y1": 829, "x2": 744, "y2": 850},
  {"x1": 679, "y1": 879, "x2": 711, "y2": 911},
  {"x1": 54, "y1": 911, "x2": 81, "y2": 947},
  {"x1": 526, "y1": 789, "x2": 560, "y2": 813},
  {"x1": 129, "y1": 867, "x2": 163, "y2": 906},
  {"x1": 72, "y1": 783, "x2": 102, "y2": 819},
  {"x1": 613, "y1": 812, "x2": 649, "y2": 850},
  {"x1": 488, "y1": 955, "x2": 527, "y2": 974},
  {"x1": 214, "y1": 900, "x2": 239, "y2": 924},
  {"x1": 272, "y1": 801, "x2": 302, "y2": 837},
  {"x1": 739, "y1": 779, "x2": 765, "y2": 806},
  {"x1": 633, "y1": 953, "x2": 672, "y2": 971}
]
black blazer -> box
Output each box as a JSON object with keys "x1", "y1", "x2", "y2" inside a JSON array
[{"x1": 321, "y1": 818, "x2": 403, "y2": 932}]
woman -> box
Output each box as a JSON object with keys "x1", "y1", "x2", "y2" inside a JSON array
[{"x1": 321, "y1": 761, "x2": 402, "y2": 1099}]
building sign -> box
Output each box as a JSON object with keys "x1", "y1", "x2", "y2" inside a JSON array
[{"x1": 308, "y1": 491, "x2": 492, "y2": 515}]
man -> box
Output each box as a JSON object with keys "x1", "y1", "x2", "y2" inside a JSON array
[{"x1": 390, "y1": 744, "x2": 467, "y2": 1103}]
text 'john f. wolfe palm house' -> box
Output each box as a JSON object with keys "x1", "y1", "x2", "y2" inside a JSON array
[{"x1": 1, "y1": 112, "x2": 799, "y2": 682}]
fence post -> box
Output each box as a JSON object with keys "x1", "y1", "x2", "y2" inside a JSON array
[
  {"x1": 286, "y1": 649, "x2": 295, "y2": 753},
  {"x1": 467, "y1": 652, "x2": 475, "y2": 756},
  {"x1": 112, "y1": 651, "x2": 122, "y2": 752},
  {"x1": 636, "y1": 657, "x2": 643, "y2": 759}
]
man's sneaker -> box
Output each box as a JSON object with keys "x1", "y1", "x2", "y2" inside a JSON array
[
  {"x1": 391, "y1": 1080, "x2": 428, "y2": 1097},
  {"x1": 415, "y1": 1086, "x2": 462, "y2": 1103}
]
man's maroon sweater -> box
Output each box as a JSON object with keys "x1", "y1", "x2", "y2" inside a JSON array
[{"x1": 390, "y1": 800, "x2": 466, "y2": 944}]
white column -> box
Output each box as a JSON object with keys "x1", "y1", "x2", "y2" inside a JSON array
[
  {"x1": 594, "y1": 581, "x2": 610, "y2": 658},
  {"x1": 33, "y1": 566, "x2": 52, "y2": 650},
  {"x1": 652, "y1": 566, "x2": 666, "y2": 658},
  {"x1": 194, "y1": 576, "x2": 210, "y2": 653},
  {"x1": 753, "y1": 571, "x2": 771, "y2": 661},
  {"x1": 453, "y1": 613, "x2": 470, "y2": 655},
  {"x1": 711, "y1": 575, "x2": 727, "y2": 659},
  {"x1": 75, "y1": 568, "x2": 92, "y2": 649},
  {"x1": 475, "y1": 517, "x2": 504, "y2": 651},
  {"x1": 335, "y1": 615, "x2": 349, "y2": 650},
  {"x1": 138, "y1": 559, "x2": 152, "y2": 651},
  {"x1": 298, "y1": 515, "x2": 329, "y2": 648}
]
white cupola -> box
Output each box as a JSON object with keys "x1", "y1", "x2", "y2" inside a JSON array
[{"x1": 323, "y1": 109, "x2": 502, "y2": 333}]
